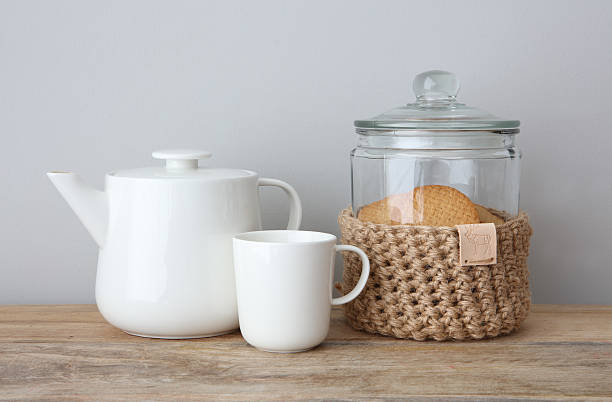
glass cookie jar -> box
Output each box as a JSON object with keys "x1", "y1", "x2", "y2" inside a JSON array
[
  {"x1": 339, "y1": 70, "x2": 531, "y2": 341},
  {"x1": 351, "y1": 70, "x2": 521, "y2": 225}
]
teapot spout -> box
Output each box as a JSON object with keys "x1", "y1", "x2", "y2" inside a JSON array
[{"x1": 47, "y1": 172, "x2": 107, "y2": 248}]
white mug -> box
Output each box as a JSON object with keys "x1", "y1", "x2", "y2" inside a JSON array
[{"x1": 232, "y1": 230, "x2": 370, "y2": 353}]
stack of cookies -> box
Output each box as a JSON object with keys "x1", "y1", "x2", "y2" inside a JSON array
[{"x1": 357, "y1": 185, "x2": 504, "y2": 227}]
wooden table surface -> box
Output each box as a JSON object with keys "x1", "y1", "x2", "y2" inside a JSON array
[{"x1": 1, "y1": 305, "x2": 611, "y2": 400}]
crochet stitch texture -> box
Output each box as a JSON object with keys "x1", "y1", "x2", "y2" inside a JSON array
[{"x1": 338, "y1": 208, "x2": 532, "y2": 341}]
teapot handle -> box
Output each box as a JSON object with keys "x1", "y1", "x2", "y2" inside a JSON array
[{"x1": 258, "y1": 178, "x2": 302, "y2": 230}]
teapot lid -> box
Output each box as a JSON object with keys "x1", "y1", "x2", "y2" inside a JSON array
[
  {"x1": 354, "y1": 70, "x2": 520, "y2": 131},
  {"x1": 110, "y1": 149, "x2": 256, "y2": 180}
]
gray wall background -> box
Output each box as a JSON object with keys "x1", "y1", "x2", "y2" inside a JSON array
[{"x1": 1, "y1": 0, "x2": 611, "y2": 304}]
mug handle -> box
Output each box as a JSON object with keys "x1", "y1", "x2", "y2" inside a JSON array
[
  {"x1": 332, "y1": 245, "x2": 370, "y2": 306},
  {"x1": 258, "y1": 178, "x2": 302, "y2": 230}
]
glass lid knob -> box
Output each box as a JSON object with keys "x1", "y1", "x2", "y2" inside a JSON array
[{"x1": 412, "y1": 70, "x2": 460, "y2": 107}]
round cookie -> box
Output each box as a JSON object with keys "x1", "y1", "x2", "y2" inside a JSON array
[
  {"x1": 357, "y1": 193, "x2": 425, "y2": 225},
  {"x1": 407, "y1": 185, "x2": 480, "y2": 226},
  {"x1": 358, "y1": 185, "x2": 480, "y2": 227},
  {"x1": 474, "y1": 203, "x2": 505, "y2": 226},
  {"x1": 356, "y1": 197, "x2": 400, "y2": 225}
]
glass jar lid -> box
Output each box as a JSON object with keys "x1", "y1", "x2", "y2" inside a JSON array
[{"x1": 354, "y1": 70, "x2": 519, "y2": 131}]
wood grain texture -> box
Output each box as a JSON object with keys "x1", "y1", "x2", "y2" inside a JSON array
[{"x1": 1, "y1": 305, "x2": 611, "y2": 400}]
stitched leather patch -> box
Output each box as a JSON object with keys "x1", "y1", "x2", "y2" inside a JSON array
[{"x1": 456, "y1": 223, "x2": 497, "y2": 266}]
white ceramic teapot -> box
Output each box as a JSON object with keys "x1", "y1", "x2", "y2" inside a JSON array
[{"x1": 47, "y1": 149, "x2": 302, "y2": 338}]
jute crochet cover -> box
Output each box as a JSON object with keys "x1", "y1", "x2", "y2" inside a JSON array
[{"x1": 338, "y1": 208, "x2": 532, "y2": 341}]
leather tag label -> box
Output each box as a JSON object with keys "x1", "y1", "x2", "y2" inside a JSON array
[{"x1": 456, "y1": 223, "x2": 497, "y2": 266}]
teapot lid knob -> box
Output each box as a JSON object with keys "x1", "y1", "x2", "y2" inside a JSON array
[{"x1": 152, "y1": 149, "x2": 212, "y2": 170}]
